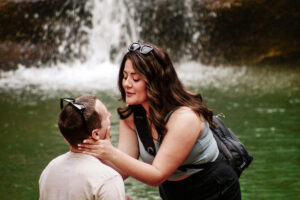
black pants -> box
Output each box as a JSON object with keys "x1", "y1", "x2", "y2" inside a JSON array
[{"x1": 159, "y1": 162, "x2": 241, "y2": 200}]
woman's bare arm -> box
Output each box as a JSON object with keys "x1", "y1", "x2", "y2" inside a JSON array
[{"x1": 116, "y1": 115, "x2": 139, "y2": 179}]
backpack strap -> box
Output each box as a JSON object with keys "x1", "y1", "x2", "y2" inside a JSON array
[
  {"x1": 133, "y1": 105, "x2": 156, "y2": 156},
  {"x1": 164, "y1": 110, "x2": 175, "y2": 122},
  {"x1": 210, "y1": 116, "x2": 234, "y2": 161},
  {"x1": 133, "y1": 106, "x2": 176, "y2": 157}
]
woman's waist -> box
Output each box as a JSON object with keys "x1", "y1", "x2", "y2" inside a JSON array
[
  {"x1": 168, "y1": 174, "x2": 192, "y2": 181},
  {"x1": 167, "y1": 152, "x2": 222, "y2": 181}
]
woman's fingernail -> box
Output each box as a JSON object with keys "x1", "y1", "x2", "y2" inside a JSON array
[
  {"x1": 78, "y1": 147, "x2": 81, "y2": 150},
  {"x1": 78, "y1": 144, "x2": 81, "y2": 147},
  {"x1": 83, "y1": 140, "x2": 87, "y2": 143}
]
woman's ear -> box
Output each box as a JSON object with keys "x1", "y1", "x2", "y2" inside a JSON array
[{"x1": 91, "y1": 129, "x2": 101, "y2": 140}]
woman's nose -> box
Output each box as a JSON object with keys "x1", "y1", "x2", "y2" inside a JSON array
[{"x1": 123, "y1": 78, "x2": 132, "y2": 87}]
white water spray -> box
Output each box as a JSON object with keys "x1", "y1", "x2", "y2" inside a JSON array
[
  {"x1": 0, "y1": 0, "x2": 297, "y2": 95},
  {"x1": 0, "y1": 0, "x2": 137, "y2": 93}
]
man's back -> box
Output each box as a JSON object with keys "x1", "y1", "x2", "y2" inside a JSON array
[{"x1": 39, "y1": 151, "x2": 125, "y2": 200}]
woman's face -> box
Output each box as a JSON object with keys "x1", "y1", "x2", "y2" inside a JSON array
[{"x1": 122, "y1": 59, "x2": 148, "y2": 106}]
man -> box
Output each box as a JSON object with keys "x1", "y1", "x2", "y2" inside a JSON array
[{"x1": 39, "y1": 94, "x2": 125, "y2": 200}]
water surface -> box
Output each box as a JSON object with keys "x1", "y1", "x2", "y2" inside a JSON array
[{"x1": 0, "y1": 64, "x2": 299, "y2": 200}]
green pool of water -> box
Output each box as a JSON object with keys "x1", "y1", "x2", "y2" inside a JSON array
[{"x1": 0, "y1": 65, "x2": 299, "y2": 200}]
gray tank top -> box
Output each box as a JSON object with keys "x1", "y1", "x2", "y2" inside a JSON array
[{"x1": 137, "y1": 120, "x2": 219, "y2": 180}]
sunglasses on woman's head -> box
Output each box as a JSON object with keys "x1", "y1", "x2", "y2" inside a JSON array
[
  {"x1": 60, "y1": 98, "x2": 91, "y2": 136},
  {"x1": 128, "y1": 42, "x2": 153, "y2": 55}
]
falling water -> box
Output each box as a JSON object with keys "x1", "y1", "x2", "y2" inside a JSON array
[
  {"x1": 0, "y1": 0, "x2": 137, "y2": 93},
  {"x1": 0, "y1": 0, "x2": 298, "y2": 95}
]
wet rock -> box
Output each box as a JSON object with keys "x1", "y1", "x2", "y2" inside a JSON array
[
  {"x1": 208, "y1": 0, "x2": 300, "y2": 66},
  {"x1": 0, "y1": 0, "x2": 91, "y2": 70},
  {"x1": 130, "y1": 0, "x2": 300, "y2": 66}
]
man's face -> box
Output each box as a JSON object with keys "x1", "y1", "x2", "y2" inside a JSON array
[{"x1": 95, "y1": 99, "x2": 112, "y2": 139}]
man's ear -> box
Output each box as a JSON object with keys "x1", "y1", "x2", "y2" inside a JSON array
[{"x1": 91, "y1": 129, "x2": 101, "y2": 141}]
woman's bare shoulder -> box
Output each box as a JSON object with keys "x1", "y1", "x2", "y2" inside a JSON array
[
  {"x1": 167, "y1": 106, "x2": 204, "y2": 133},
  {"x1": 171, "y1": 106, "x2": 201, "y2": 119}
]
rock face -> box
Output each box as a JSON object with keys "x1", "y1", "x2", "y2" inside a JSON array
[
  {"x1": 0, "y1": 0, "x2": 299, "y2": 70},
  {"x1": 131, "y1": 0, "x2": 300, "y2": 66},
  {"x1": 207, "y1": 0, "x2": 300, "y2": 66},
  {"x1": 0, "y1": 0, "x2": 91, "y2": 70}
]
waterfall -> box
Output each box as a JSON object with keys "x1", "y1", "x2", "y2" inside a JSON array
[
  {"x1": 84, "y1": 0, "x2": 138, "y2": 64},
  {"x1": 0, "y1": 0, "x2": 296, "y2": 95},
  {"x1": 0, "y1": 0, "x2": 138, "y2": 93}
]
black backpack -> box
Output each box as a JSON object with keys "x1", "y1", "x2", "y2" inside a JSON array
[
  {"x1": 211, "y1": 114, "x2": 253, "y2": 177},
  {"x1": 133, "y1": 105, "x2": 253, "y2": 177}
]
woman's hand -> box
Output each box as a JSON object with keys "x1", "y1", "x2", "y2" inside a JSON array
[{"x1": 78, "y1": 127, "x2": 115, "y2": 161}]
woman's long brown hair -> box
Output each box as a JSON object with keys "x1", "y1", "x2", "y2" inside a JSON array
[{"x1": 117, "y1": 43, "x2": 215, "y2": 141}]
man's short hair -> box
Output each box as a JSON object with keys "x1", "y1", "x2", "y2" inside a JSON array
[{"x1": 58, "y1": 94, "x2": 102, "y2": 147}]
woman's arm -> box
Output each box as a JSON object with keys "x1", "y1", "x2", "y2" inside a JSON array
[
  {"x1": 81, "y1": 107, "x2": 204, "y2": 186},
  {"x1": 116, "y1": 116, "x2": 139, "y2": 179},
  {"x1": 113, "y1": 107, "x2": 204, "y2": 186}
]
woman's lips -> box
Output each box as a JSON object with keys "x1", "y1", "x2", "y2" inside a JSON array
[{"x1": 126, "y1": 92, "x2": 134, "y2": 97}]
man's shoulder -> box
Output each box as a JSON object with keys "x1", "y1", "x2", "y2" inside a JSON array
[
  {"x1": 87, "y1": 159, "x2": 121, "y2": 179},
  {"x1": 40, "y1": 152, "x2": 122, "y2": 183},
  {"x1": 63, "y1": 153, "x2": 122, "y2": 180},
  {"x1": 39, "y1": 152, "x2": 69, "y2": 182},
  {"x1": 43, "y1": 152, "x2": 69, "y2": 168}
]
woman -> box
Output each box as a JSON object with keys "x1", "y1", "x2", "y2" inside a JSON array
[{"x1": 79, "y1": 42, "x2": 241, "y2": 200}]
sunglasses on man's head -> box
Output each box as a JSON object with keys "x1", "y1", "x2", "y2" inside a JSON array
[
  {"x1": 60, "y1": 98, "x2": 91, "y2": 136},
  {"x1": 128, "y1": 42, "x2": 153, "y2": 55}
]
